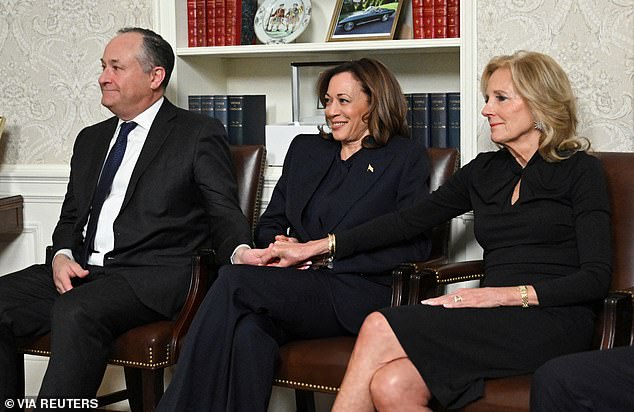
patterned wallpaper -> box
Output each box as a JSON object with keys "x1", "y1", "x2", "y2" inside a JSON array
[
  {"x1": 477, "y1": 0, "x2": 634, "y2": 153},
  {"x1": 0, "y1": 0, "x2": 632, "y2": 164},
  {"x1": 0, "y1": 0, "x2": 153, "y2": 164}
]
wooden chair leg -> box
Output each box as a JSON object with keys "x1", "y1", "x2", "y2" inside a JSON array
[
  {"x1": 124, "y1": 367, "x2": 143, "y2": 412},
  {"x1": 15, "y1": 353, "x2": 25, "y2": 400},
  {"x1": 295, "y1": 389, "x2": 316, "y2": 412},
  {"x1": 123, "y1": 367, "x2": 164, "y2": 412}
]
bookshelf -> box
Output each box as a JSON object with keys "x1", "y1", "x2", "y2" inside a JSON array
[{"x1": 153, "y1": 0, "x2": 478, "y2": 162}]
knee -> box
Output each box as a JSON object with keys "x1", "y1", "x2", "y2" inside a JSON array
[
  {"x1": 370, "y1": 366, "x2": 404, "y2": 409},
  {"x1": 358, "y1": 312, "x2": 392, "y2": 341},
  {"x1": 370, "y1": 363, "x2": 429, "y2": 410},
  {"x1": 215, "y1": 265, "x2": 253, "y2": 291},
  {"x1": 50, "y1": 294, "x2": 92, "y2": 334}
]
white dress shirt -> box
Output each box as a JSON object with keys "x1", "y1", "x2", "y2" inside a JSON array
[{"x1": 56, "y1": 97, "x2": 163, "y2": 266}]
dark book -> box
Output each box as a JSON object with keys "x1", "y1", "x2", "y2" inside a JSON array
[
  {"x1": 241, "y1": 0, "x2": 258, "y2": 45},
  {"x1": 201, "y1": 95, "x2": 215, "y2": 118},
  {"x1": 213, "y1": 95, "x2": 229, "y2": 132},
  {"x1": 411, "y1": 93, "x2": 430, "y2": 148},
  {"x1": 188, "y1": 95, "x2": 203, "y2": 114},
  {"x1": 228, "y1": 95, "x2": 266, "y2": 146},
  {"x1": 446, "y1": 92, "x2": 460, "y2": 149},
  {"x1": 429, "y1": 92, "x2": 447, "y2": 148},
  {"x1": 404, "y1": 93, "x2": 413, "y2": 139}
]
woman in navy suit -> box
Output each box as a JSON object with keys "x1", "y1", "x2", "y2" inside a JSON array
[{"x1": 157, "y1": 58, "x2": 432, "y2": 412}]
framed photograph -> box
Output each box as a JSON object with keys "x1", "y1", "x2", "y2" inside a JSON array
[{"x1": 327, "y1": 0, "x2": 403, "y2": 42}]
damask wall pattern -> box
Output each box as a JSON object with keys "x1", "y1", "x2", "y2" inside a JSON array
[
  {"x1": 0, "y1": 0, "x2": 632, "y2": 164},
  {"x1": 0, "y1": 0, "x2": 153, "y2": 164},
  {"x1": 477, "y1": 0, "x2": 634, "y2": 153}
]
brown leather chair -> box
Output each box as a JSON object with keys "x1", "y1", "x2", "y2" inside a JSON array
[
  {"x1": 16, "y1": 144, "x2": 266, "y2": 412},
  {"x1": 403, "y1": 151, "x2": 634, "y2": 411},
  {"x1": 273, "y1": 147, "x2": 460, "y2": 412}
]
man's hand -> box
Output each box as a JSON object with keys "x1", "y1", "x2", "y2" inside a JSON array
[
  {"x1": 52, "y1": 254, "x2": 89, "y2": 294},
  {"x1": 232, "y1": 246, "x2": 271, "y2": 266}
]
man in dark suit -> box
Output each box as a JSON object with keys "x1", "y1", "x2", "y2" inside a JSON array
[
  {"x1": 530, "y1": 346, "x2": 634, "y2": 411},
  {"x1": 0, "y1": 27, "x2": 261, "y2": 409}
]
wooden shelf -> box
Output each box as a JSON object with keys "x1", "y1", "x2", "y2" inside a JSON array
[{"x1": 177, "y1": 39, "x2": 460, "y2": 58}]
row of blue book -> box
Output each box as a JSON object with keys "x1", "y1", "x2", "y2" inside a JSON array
[
  {"x1": 406, "y1": 92, "x2": 460, "y2": 149},
  {"x1": 188, "y1": 94, "x2": 266, "y2": 146}
]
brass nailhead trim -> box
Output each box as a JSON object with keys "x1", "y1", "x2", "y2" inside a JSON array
[
  {"x1": 273, "y1": 379, "x2": 340, "y2": 393},
  {"x1": 24, "y1": 345, "x2": 171, "y2": 369},
  {"x1": 437, "y1": 273, "x2": 484, "y2": 284}
]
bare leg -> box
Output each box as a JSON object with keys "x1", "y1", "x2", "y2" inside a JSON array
[
  {"x1": 371, "y1": 358, "x2": 431, "y2": 412},
  {"x1": 332, "y1": 312, "x2": 433, "y2": 412}
]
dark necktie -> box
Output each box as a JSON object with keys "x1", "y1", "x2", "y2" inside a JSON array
[{"x1": 81, "y1": 121, "x2": 137, "y2": 266}]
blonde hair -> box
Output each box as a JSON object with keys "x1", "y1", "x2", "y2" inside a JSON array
[
  {"x1": 481, "y1": 50, "x2": 589, "y2": 162},
  {"x1": 316, "y1": 58, "x2": 409, "y2": 147}
]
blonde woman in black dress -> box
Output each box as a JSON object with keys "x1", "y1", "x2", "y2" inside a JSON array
[{"x1": 262, "y1": 51, "x2": 612, "y2": 410}]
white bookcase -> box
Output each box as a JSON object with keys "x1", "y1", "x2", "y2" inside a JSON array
[{"x1": 153, "y1": 0, "x2": 478, "y2": 163}]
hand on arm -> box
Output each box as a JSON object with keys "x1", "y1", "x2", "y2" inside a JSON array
[
  {"x1": 421, "y1": 285, "x2": 539, "y2": 308},
  {"x1": 52, "y1": 254, "x2": 90, "y2": 294}
]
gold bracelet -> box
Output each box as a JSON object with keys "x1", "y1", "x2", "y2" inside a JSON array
[
  {"x1": 327, "y1": 233, "x2": 336, "y2": 259},
  {"x1": 518, "y1": 285, "x2": 529, "y2": 308}
]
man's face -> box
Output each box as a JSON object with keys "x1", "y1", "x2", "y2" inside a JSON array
[{"x1": 98, "y1": 32, "x2": 160, "y2": 120}]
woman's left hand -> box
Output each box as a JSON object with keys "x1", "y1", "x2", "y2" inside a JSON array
[{"x1": 421, "y1": 287, "x2": 521, "y2": 308}]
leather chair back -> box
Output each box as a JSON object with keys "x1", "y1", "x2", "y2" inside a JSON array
[
  {"x1": 594, "y1": 152, "x2": 634, "y2": 290},
  {"x1": 427, "y1": 148, "x2": 460, "y2": 260},
  {"x1": 230, "y1": 145, "x2": 266, "y2": 232}
]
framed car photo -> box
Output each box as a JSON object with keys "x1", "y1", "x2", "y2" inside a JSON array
[{"x1": 326, "y1": 0, "x2": 403, "y2": 42}]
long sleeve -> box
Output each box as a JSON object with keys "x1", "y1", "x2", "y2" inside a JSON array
[{"x1": 531, "y1": 154, "x2": 611, "y2": 306}]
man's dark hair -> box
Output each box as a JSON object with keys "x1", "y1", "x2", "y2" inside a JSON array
[{"x1": 117, "y1": 27, "x2": 175, "y2": 90}]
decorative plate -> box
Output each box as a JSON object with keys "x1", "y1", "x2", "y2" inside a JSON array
[{"x1": 254, "y1": 0, "x2": 311, "y2": 44}]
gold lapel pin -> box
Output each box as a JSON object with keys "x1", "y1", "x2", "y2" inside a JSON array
[{"x1": 367, "y1": 164, "x2": 374, "y2": 173}]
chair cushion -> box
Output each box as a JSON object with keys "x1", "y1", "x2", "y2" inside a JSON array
[
  {"x1": 461, "y1": 375, "x2": 531, "y2": 412},
  {"x1": 274, "y1": 337, "x2": 356, "y2": 393},
  {"x1": 17, "y1": 320, "x2": 176, "y2": 370}
]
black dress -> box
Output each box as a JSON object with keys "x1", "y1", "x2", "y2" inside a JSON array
[{"x1": 337, "y1": 149, "x2": 612, "y2": 409}]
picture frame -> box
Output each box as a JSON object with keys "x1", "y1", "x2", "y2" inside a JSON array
[{"x1": 326, "y1": 0, "x2": 403, "y2": 42}]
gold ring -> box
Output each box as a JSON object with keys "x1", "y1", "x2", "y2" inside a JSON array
[{"x1": 454, "y1": 295, "x2": 463, "y2": 303}]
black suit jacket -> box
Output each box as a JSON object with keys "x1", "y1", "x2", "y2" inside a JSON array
[
  {"x1": 255, "y1": 134, "x2": 431, "y2": 331},
  {"x1": 52, "y1": 99, "x2": 252, "y2": 318}
]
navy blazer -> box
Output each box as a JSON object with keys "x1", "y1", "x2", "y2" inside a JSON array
[
  {"x1": 255, "y1": 134, "x2": 432, "y2": 331},
  {"x1": 52, "y1": 99, "x2": 252, "y2": 318}
]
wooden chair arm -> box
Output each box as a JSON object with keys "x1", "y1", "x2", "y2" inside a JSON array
[
  {"x1": 599, "y1": 287, "x2": 633, "y2": 349},
  {"x1": 169, "y1": 249, "x2": 217, "y2": 356},
  {"x1": 407, "y1": 260, "x2": 485, "y2": 304}
]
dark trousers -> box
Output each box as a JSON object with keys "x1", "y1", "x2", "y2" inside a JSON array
[
  {"x1": 156, "y1": 265, "x2": 363, "y2": 412},
  {"x1": 0, "y1": 264, "x2": 165, "y2": 411},
  {"x1": 530, "y1": 346, "x2": 634, "y2": 412}
]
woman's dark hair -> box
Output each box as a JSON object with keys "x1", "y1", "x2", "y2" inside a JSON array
[
  {"x1": 117, "y1": 27, "x2": 175, "y2": 90},
  {"x1": 316, "y1": 58, "x2": 409, "y2": 147}
]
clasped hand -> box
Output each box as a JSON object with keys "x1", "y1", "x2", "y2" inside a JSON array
[{"x1": 235, "y1": 235, "x2": 320, "y2": 269}]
